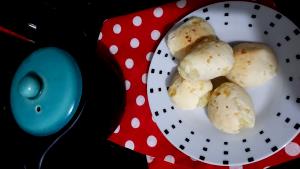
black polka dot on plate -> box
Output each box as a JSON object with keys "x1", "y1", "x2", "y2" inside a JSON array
[
  {"x1": 224, "y1": 151, "x2": 229, "y2": 155},
  {"x1": 206, "y1": 138, "x2": 210, "y2": 142},
  {"x1": 164, "y1": 129, "x2": 169, "y2": 134},
  {"x1": 289, "y1": 76, "x2": 293, "y2": 81},
  {"x1": 179, "y1": 145, "x2": 185, "y2": 150},
  {"x1": 276, "y1": 112, "x2": 281, "y2": 116},
  {"x1": 251, "y1": 14, "x2": 256, "y2": 19},
  {"x1": 275, "y1": 13, "x2": 282, "y2": 19},
  {"x1": 151, "y1": 69, "x2": 155, "y2": 73},
  {"x1": 203, "y1": 147, "x2": 208, "y2": 151},
  {"x1": 171, "y1": 106, "x2": 175, "y2": 110},
  {"x1": 265, "y1": 138, "x2": 271, "y2": 143},
  {"x1": 277, "y1": 43, "x2": 281, "y2": 47},
  {"x1": 224, "y1": 3, "x2": 230, "y2": 8},
  {"x1": 167, "y1": 72, "x2": 170, "y2": 75},
  {"x1": 155, "y1": 111, "x2": 159, "y2": 116},
  {"x1": 248, "y1": 24, "x2": 252, "y2": 27},
  {"x1": 164, "y1": 53, "x2": 168, "y2": 57},
  {"x1": 259, "y1": 130, "x2": 264, "y2": 134},
  {"x1": 264, "y1": 30, "x2": 268, "y2": 35},
  {"x1": 254, "y1": 5, "x2": 260, "y2": 10},
  {"x1": 150, "y1": 88, "x2": 154, "y2": 93},
  {"x1": 286, "y1": 96, "x2": 290, "y2": 100},
  {"x1": 248, "y1": 157, "x2": 254, "y2": 162},
  {"x1": 203, "y1": 8, "x2": 208, "y2": 13},
  {"x1": 158, "y1": 88, "x2": 161, "y2": 92},
  {"x1": 163, "y1": 109, "x2": 166, "y2": 113},
  {"x1": 270, "y1": 22, "x2": 275, "y2": 27},
  {"x1": 242, "y1": 139, "x2": 247, "y2": 143},
  {"x1": 185, "y1": 138, "x2": 190, "y2": 142},
  {"x1": 271, "y1": 146, "x2": 278, "y2": 152},
  {"x1": 294, "y1": 123, "x2": 300, "y2": 130},
  {"x1": 199, "y1": 156, "x2": 205, "y2": 160},
  {"x1": 183, "y1": 18, "x2": 189, "y2": 22},
  {"x1": 205, "y1": 17, "x2": 210, "y2": 20},
  {"x1": 159, "y1": 70, "x2": 162, "y2": 74},
  {"x1": 285, "y1": 36, "x2": 290, "y2": 41},
  {"x1": 157, "y1": 50, "x2": 161, "y2": 54},
  {"x1": 224, "y1": 12, "x2": 229, "y2": 16},
  {"x1": 172, "y1": 57, "x2": 176, "y2": 60},
  {"x1": 178, "y1": 119, "x2": 182, "y2": 123},
  {"x1": 223, "y1": 160, "x2": 229, "y2": 165},
  {"x1": 191, "y1": 131, "x2": 195, "y2": 135},
  {"x1": 224, "y1": 22, "x2": 228, "y2": 25},
  {"x1": 171, "y1": 124, "x2": 175, "y2": 129},
  {"x1": 294, "y1": 29, "x2": 300, "y2": 35},
  {"x1": 296, "y1": 98, "x2": 300, "y2": 103},
  {"x1": 286, "y1": 58, "x2": 290, "y2": 63},
  {"x1": 245, "y1": 148, "x2": 251, "y2": 152},
  {"x1": 296, "y1": 54, "x2": 300, "y2": 59},
  {"x1": 224, "y1": 142, "x2": 228, "y2": 145},
  {"x1": 285, "y1": 117, "x2": 290, "y2": 123}
]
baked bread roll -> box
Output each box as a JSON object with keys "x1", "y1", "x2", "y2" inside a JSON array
[
  {"x1": 226, "y1": 43, "x2": 277, "y2": 87},
  {"x1": 207, "y1": 82, "x2": 255, "y2": 134},
  {"x1": 167, "y1": 17, "x2": 216, "y2": 60},
  {"x1": 178, "y1": 40, "x2": 234, "y2": 81},
  {"x1": 168, "y1": 73, "x2": 212, "y2": 110}
]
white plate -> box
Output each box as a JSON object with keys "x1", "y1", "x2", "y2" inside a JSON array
[{"x1": 147, "y1": 1, "x2": 300, "y2": 166}]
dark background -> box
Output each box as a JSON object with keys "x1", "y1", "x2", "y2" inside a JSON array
[{"x1": 0, "y1": 0, "x2": 299, "y2": 168}]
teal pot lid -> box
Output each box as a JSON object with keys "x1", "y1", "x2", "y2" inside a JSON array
[{"x1": 10, "y1": 47, "x2": 82, "y2": 136}]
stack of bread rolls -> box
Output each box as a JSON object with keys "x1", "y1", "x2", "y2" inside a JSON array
[{"x1": 167, "y1": 17, "x2": 278, "y2": 134}]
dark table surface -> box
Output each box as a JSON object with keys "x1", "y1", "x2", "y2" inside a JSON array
[{"x1": 0, "y1": 0, "x2": 299, "y2": 168}]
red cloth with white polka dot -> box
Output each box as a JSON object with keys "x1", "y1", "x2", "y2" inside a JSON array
[{"x1": 97, "y1": 0, "x2": 300, "y2": 168}]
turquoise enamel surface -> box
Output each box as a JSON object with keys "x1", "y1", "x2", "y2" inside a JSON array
[{"x1": 10, "y1": 47, "x2": 82, "y2": 136}]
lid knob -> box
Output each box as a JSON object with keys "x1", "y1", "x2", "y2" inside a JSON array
[{"x1": 18, "y1": 73, "x2": 42, "y2": 99}]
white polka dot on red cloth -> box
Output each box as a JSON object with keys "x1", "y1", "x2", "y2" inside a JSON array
[
  {"x1": 125, "y1": 58, "x2": 134, "y2": 69},
  {"x1": 125, "y1": 80, "x2": 131, "y2": 90},
  {"x1": 164, "y1": 155, "x2": 175, "y2": 164},
  {"x1": 146, "y1": 52, "x2": 153, "y2": 61},
  {"x1": 113, "y1": 24, "x2": 121, "y2": 34},
  {"x1": 153, "y1": 7, "x2": 163, "y2": 18},
  {"x1": 147, "y1": 135, "x2": 157, "y2": 147},
  {"x1": 142, "y1": 73, "x2": 147, "y2": 84},
  {"x1": 151, "y1": 30, "x2": 161, "y2": 41},
  {"x1": 133, "y1": 16, "x2": 142, "y2": 26},
  {"x1": 114, "y1": 125, "x2": 120, "y2": 133},
  {"x1": 109, "y1": 45, "x2": 118, "y2": 55},
  {"x1": 125, "y1": 140, "x2": 135, "y2": 150},
  {"x1": 176, "y1": 0, "x2": 187, "y2": 8},
  {"x1": 229, "y1": 166, "x2": 243, "y2": 169},
  {"x1": 146, "y1": 155, "x2": 155, "y2": 163},
  {"x1": 263, "y1": 166, "x2": 270, "y2": 169},
  {"x1": 98, "y1": 32, "x2": 102, "y2": 40},
  {"x1": 131, "y1": 117, "x2": 140, "y2": 128},
  {"x1": 130, "y1": 38, "x2": 140, "y2": 48},
  {"x1": 285, "y1": 142, "x2": 300, "y2": 156},
  {"x1": 136, "y1": 95, "x2": 145, "y2": 106}
]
